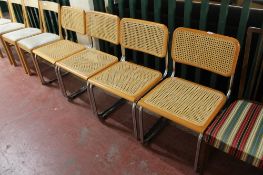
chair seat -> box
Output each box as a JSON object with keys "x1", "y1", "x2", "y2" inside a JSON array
[
  {"x1": 138, "y1": 77, "x2": 226, "y2": 133},
  {"x1": 0, "y1": 18, "x2": 11, "y2": 25},
  {"x1": 56, "y1": 48, "x2": 118, "y2": 80},
  {"x1": 33, "y1": 40, "x2": 86, "y2": 64},
  {"x1": 204, "y1": 100, "x2": 263, "y2": 168},
  {"x1": 88, "y1": 61, "x2": 162, "y2": 102},
  {"x1": 2, "y1": 28, "x2": 41, "y2": 44},
  {"x1": 0, "y1": 22, "x2": 24, "y2": 35},
  {"x1": 17, "y1": 33, "x2": 60, "y2": 52}
]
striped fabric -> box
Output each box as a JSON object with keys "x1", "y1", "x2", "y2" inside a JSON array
[{"x1": 204, "y1": 100, "x2": 263, "y2": 168}]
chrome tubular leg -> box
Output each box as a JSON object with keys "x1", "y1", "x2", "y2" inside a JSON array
[
  {"x1": 55, "y1": 66, "x2": 67, "y2": 98},
  {"x1": 88, "y1": 83, "x2": 99, "y2": 118},
  {"x1": 56, "y1": 66, "x2": 86, "y2": 100},
  {"x1": 194, "y1": 133, "x2": 203, "y2": 172},
  {"x1": 87, "y1": 82, "x2": 95, "y2": 114},
  {"x1": 32, "y1": 54, "x2": 45, "y2": 84},
  {"x1": 132, "y1": 102, "x2": 138, "y2": 139},
  {"x1": 138, "y1": 106, "x2": 144, "y2": 143}
]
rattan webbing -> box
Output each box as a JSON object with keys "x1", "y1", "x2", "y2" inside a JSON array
[
  {"x1": 86, "y1": 11, "x2": 119, "y2": 45},
  {"x1": 92, "y1": 62, "x2": 161, "y2": 96},
  {"x1": 172, "y1": 28, "x2": 240, "y2": 77},
  {"x1": 61, "y1": 6, "x2": 85, "y2": 34},
  {"x1": 142, "y1": 78, "x2": 225, "y2": 126},
  {"x1": 33, "y1": 40, "x2": 85, "y2": 64},
  {"x1": 120, "y1": 18, "x2": 168, "y2": 58},
  {"x1": 57, "y1": 48, "x2": 118, "y2": 80}
]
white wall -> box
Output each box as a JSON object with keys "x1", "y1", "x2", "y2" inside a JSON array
[{"x1": 69, "y1": 0, "x2": 106, "y2": 48}]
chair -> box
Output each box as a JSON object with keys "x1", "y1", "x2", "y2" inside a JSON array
[
  {"x1": 2, "y1": 0, "x2": 43, "y2": 74},
  {"x1": 137, "y1": 27, "x2": 240, "y2": 170},
  {"x1": 198, "y1": 27, "x2": 263, "y2": 171},
  {"x1": 55, "y1": 11, "x2": 119, "y2": 100},
  {"x1": 32, "y1": 6, "x2": 86, "y2": 85},
  {"x1": 16, "y1": 1, "x2": 61, "y2": 75},
  {"x1": 0, "y1": 0, "x2": 25, "y2": 59},
  {"x1": 88, "y1": 18, "x2": 169, "y2": 138}
]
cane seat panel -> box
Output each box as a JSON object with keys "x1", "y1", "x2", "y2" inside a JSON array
[
  {"x1": 89, "y1": 61, "x2": 162, "y2": 102},
  {"x1": 138, "y1": 77, "x2": 226, "y2": 133},
  {"x1": 33, "y1": 40, "x2": 85, "y2": 64},
  {"x1": 56, "y1": 48, "x2": 118, "y2": 80}
]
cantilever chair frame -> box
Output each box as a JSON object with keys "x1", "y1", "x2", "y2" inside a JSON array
[
  {"x1": 32, "y1": 3, "x2": 74, "y2": 85},
  {"x1": 55, "y1": 11, "x2": 119, "y2": 101},
  {"x1": 2, "y1": 0, "x2": 43, "y2": 74},
  {"x1": 87, "y1": 18, "x2": 169, "y2": 139},
  {"x1": 16, "y1": 1, "x2": 62, "y2": 76},
  {"x1": 32, "y1": 6, "x2": 88, "y2": 86},
  {"x1": 137, "y1": 27, "x2": 240, "y2": 172},
  {"x1": 0, "y1": 0, "x2": 25, "y2": 61}
]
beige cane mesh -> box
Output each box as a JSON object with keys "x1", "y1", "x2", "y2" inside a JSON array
[
  {"x1": 86, "y1": 11, "x2": 120, "y2": 45},
  {"x1": 89, "y1": 61, "x2": 162, "y2": 102},
  {"x1": 61, "y1": 6, "x2": 85, "y2": 35},
  {"x1": 172, "y1": 27, "x2": 240, "y2": 77},
  {"x1": 120, "y1": 18, "x2": 168, "y2": 58},
  {"x1": 56, "y1": 48, "x2": 118, "y2": 80},
  {"x1": 33, "y1": 40, "x2": 85, "y2": 64},
  {"x1": 139, "y1": 77, "x2": 226, "y2": 133}
]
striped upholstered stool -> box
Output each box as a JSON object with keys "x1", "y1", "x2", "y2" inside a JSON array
[{"x1": 204, "y1": 100, "x2": 263, "y2": 168}]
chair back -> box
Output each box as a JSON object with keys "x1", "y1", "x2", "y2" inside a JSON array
[
  {"x1": 61, "y1": 6, "x2": 85, "y2": 35},
  {"x1": 120, "y1": 18, "x2": 168, "y2": 58},
  {"x1": 39, "y1": 1, "x2": 61, "y2": 37},
  {"x1": 8, "y1": 0, "x2": 24, "y2": 23},
  {"x1": 86, "y1": 11, "x2": 119, "y2": 45},
  {"x1": 171, "y1": 27, "x2": 240, "y2": 77},
  {"x1": 23, "y1": 0, "x2": 40, "y2": 28}
]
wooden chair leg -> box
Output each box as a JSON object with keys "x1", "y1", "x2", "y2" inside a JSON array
[
  {"x1": 16, "y1": 45, "x2": 31, "y2": 75},
  {"x1": 0, "y1": 37, "x2": 15, "y2": 66},
  {"x1": 0, "y1": 48, "x2": 4, "y2": 58}
]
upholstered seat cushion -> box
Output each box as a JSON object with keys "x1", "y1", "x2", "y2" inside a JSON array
[
  {"x1": 17, "y1": 33, "x2": 60, "y2": 51},
  {"x1": 88, "y1": 61, "x2": 162, "y2": 102},
  {"x1": 56, "y1": 48, "x2": 118, "y2": 80},
  {"x1": 0, "y1": 18, "x2": 11, "y2": 25},
  {"x1": 2, "y1": 28, "x2": 41, "y2": 43},
  {"x1": 0, "y1": 22, "x2": 24, "y2": 35},
  {"x1": 138, "y1": 77, "x2": 226, "y2": 133},
  {"x1": 204, "y1": 100, "x2": 263, "y2": 168}
]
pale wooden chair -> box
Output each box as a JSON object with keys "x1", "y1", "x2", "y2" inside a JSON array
[
  {"x1": 0, "y1": 0, "x2": 25, "y2": 59},
  {"x1": 16, "y1": 1, "x2": 61, "y2": 75},
  {"x1": 88, "y1": 18, "x2": 169, "y2": 138},
  {"x1": 32, "y1": 6, "x2": 86, "y2": 85},
  {"x1": 137, "y1": 27, "x2": 240, "y2": 171},
  {"x1": 55, "y1": 11, "x2": 119, "y2": 100},
  {"x1": 2, "y1": 0, "x2": 43, "y2": 74}
]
